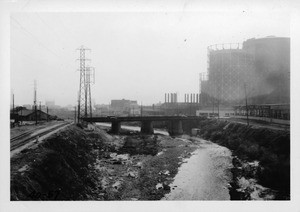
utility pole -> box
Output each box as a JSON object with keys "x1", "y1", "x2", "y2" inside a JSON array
[
  {"x1": 176, "y1": 93, "x2": 179, "y2": 116},
  {"x1": 39, "y1": 101, "x2": 41, "y2": 121},
  {"x1": 34, "y1": 80, "x2": 37, "y2": 125},
  {"x1": 212, "y1": 99, "x2": 214, "y2": 116},
  {"x1": 20, "y1": 107, "x2": 23, "y2": 124},
  {"x1": 47, "y1": 107, "x2": 49, "y2": 122},
  {"x1": 217, "y1": 86, "x2": 220, "y2": 119},
  {"x1": 12, "y1": 93, "x2": 16, "y2": 125},
  {"x1": 244, "y1": 83, "x2": 249, "y2": 126},
  {"x1": 74, "y1": 106, "x2": 77, "y2": 123}
]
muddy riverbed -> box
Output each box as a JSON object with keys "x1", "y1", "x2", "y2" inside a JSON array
[
  {"x1": 11, "y1": 123, "x2": 277, "y2": 200},
  {"x1": 163, "y1": 138, "x2": 232, "y2": 200}
]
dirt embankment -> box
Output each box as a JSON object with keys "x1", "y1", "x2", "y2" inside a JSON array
[
  {"x1": 11, "y1": 125, "x2": 197, "y2": 200},
  {"x1": 196, "y1": 119, "x2": 290, "y2": 200}
]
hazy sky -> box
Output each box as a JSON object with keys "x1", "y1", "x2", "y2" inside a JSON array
[{"x1": 10, "y1": 5, "x2": 290, "y2": 106}]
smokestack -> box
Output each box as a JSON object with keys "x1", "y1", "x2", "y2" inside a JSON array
[
  {"x1": 165, "y1": 93, "x2": 167, "y2": 103},
  {"x1": 168, "y1": 93, "x2": 170, "y2": 103}
]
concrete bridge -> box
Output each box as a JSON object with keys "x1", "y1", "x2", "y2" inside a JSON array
[{"x1": 82, "y1": 116, "x2": 204, "y2": 135}]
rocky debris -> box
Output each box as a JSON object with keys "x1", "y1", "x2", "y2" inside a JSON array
[
  {"x1": 17, "y1": 164, "x2": 29, "y2": 173},
  {"x1": 11, "y1": 124, "x2": 198, "y2": 201},
  {"x1": 101, "y1": 177, "x2": 109, "y2": 189},
  {"x1": 156, "y1": 182, "x2": 171, "y2": 191},
  {"x1": 237, "y1": 177, "x2": 276, "y2": 200},
  {"x1": 159, "y1": 170, "x2": 170, "y2": 176},
  {"x1": 127, "y1": 171, "x2": 138, "y2": 178},
  {"x1": 133, "y1": 161, "x2": 143, "y2": 168},
  {"x1": 156, "y1": 151, "x2": 164, "y2": 156},
  {"x1": 163, "y1": 183, "x2": 171, "y2": 191},
  {"x1": 156, "y1": 183, "x2": 163, "y2": 190},
  {"x1": 112, "y1": 181, "x2": 122, "y2": 190}
]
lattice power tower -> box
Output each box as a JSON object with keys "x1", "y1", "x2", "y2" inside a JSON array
[{"x1": 77, "y1": 46, "x2": 95, "y2": 121}]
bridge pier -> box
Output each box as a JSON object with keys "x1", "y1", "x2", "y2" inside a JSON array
[
  {"x1": 111, "y1": 121, "x2": 121, "y2": 134},
  {"x1": 168, "y1": 120, "x2": 183, "y2": 136},
  {"x1": 141, "y1": 120, "x2": 154, "y2": 134}
]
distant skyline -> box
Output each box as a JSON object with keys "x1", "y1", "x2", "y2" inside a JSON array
[{"x1": 10, "y1": 5, "x2": 290, "y2": 106}]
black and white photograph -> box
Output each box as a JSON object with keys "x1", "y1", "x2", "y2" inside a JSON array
[{"x1": 1, "y1": 0, "x2": 300, "y2": 211}]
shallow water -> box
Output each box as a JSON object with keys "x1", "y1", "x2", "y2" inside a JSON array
[{"x1": 163, "y1": 138, "x2": 232, "y2": 200}]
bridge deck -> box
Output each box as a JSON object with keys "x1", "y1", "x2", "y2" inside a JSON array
[{"x1": 82, "y1": 116, "x2": 204, "y2": 122}]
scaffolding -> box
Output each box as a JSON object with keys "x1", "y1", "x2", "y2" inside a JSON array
[{"x1": 206, "y1": 43, "x2": 255, "y2": 106}]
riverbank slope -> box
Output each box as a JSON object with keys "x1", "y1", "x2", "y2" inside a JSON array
[{"x1": 196, "y1": 119, "x2": 290, "y2": 200}]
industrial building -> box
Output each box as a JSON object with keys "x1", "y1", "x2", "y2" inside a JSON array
[
  {"x1": 200, "y1": 36, "x2": 290, "y2": 106},
  {"x1": 199, "y1": 36, "x2": 290, "y2": 121},
  {"x1": 201, "y1": 43, "x2": 256, "y2": 106},
  {"x1": 10, "y1": 108, "x2": 52, "y2": 123},
  {"x1": 243, "y1": 36, "x2": 290, "y2": 104},
  {"x1": 233, "y1": 103, "x2": 290, "y2": 125},
  {"x1": 110, "y1": 99, "x2": 139, "y2": 115}
]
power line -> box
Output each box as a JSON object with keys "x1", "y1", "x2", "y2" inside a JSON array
[
  {"x1": 32, "y1": 13, "x2": 76, "y2": 70},
  {"x1": 11, "y1": 16, "x2": 61, "y2": 59},
  {"x1": 10, "y1": 46, "x2": 65, "y2": 71},
  {"x1": 11, "y1": 15, "x2": 75, "y2": 71}
]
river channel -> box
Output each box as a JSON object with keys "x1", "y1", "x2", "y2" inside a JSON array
[{"x1": 97, "y1": 123, "x2": 233, "y2": 200}]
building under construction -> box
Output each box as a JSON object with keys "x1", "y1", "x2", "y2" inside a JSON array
[{"x1": 200, "y1": 36, "x2": 290, "y2": 107}]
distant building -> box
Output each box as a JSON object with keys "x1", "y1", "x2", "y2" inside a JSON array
[
  {"x1": 94, "y1": 104, "x2": 110, "y2": 116},
  {"x1": 45, "y1": 100, "x2": 55, "y2": 109},
  {"x1": 111, "y1": 99, "x2": 138, "y2": 115},
  {"x1": 10, "y1": 109, "x2": 53, "y2": 122},
  {"x1": 22, "y1": 104, "x2": 32, "y2": 110}
]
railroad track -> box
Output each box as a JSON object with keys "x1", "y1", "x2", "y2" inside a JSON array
[
  {"x1": 10, "y1": 129, "x2": 37, "y2": 143},
  {"x1": 10, "y1": 122, "x2": 70, "y2": 152}
]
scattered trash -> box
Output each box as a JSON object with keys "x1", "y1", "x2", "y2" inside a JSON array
[
  {"x1": 156, "y1": 151, "x2": 164, "y2": 156},
  {"x1": 163, "y1": 183, "x2": 171, "y2": 191},
  {"x1": 133, "y1": 161, "x2": 143, "y2": 168},
  {"x1": 159, "y1": 170, "x2": 170, "y2": 175},
  {"x1": 101, "y1": 177, "x2": 109, "y2": 189},
  {"x1": 156, "y1": 183, "x2": 163, "y2": 190},
  {"x1": 112, "y1": 181, "x2": 122, "y2": 190},
  {"x1": 127, "y1": 171, "x2": 138, "y2": 178},
  {"x1": 18, "y1": 164, "x2": 29, "y2": 172}
]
